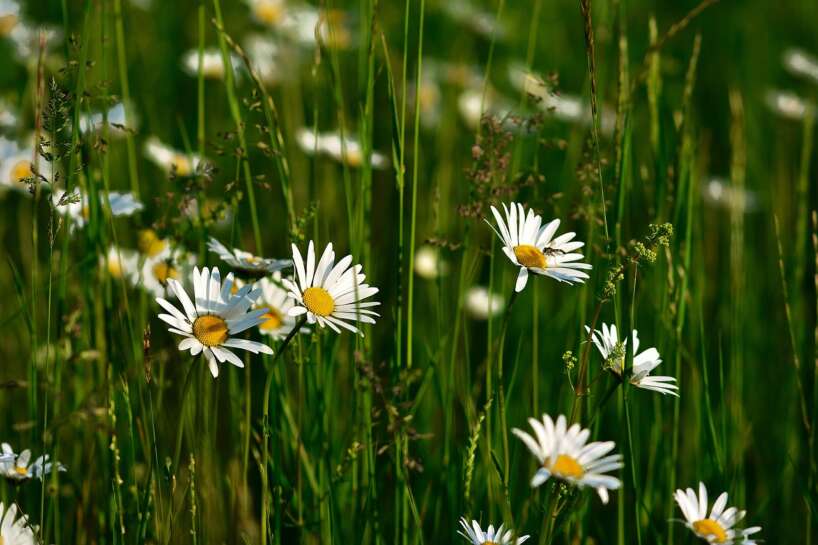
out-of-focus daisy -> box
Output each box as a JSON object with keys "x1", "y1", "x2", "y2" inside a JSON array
[
  {"x1": 702, "y1": 177, "x2": 759, "y2": 214},
  {"x1": 244, "y1": 34, "x2": 291, "y2": 85},
  {"x1": 245, "y1": 0, "x2": 286, "y2": 27},
  {"x1": 441, "y1": 0, "x2": 506, "y2": 40},
  {"x1": 414, "y1": 244, "x2": 448, "y2": 279},
  {"x1": 410, "y1": 72, "x2": 443, "y2": 129},
  {"x1": 513, "y1": 414, "x2": 622, "y2": 504},
  {"x1": 0, "y1": 0, "x2": 20, "y2": 37},
  {"x1": 487, "y1": 202, "x2": 591, "y2": 292},
  {"x1": 674, "y1": 482, "x2": 762, "y2": 544},
  {"x1": 765, "y1": 89, "x2": 814, "y2": 120},
  {"x1": 457, "y1": 87, "x2": 513, "y2": 130},
  {"x1": 296, "y1": 128, "x2": 388, "y2": 169},
  {"x1": 156, "y1": 267, "x2": 274, "y2": 378},
  {"x1": 0, "y1": 99, "x2": 17, "y2": 129},
  {"x1": 585, "y1": 323, "x2": 678, "y2": 396},
  {"x1": 80, "y1": 102, "x2": 132, "y2": 136},
  {"x1": 278, "y1": 6, "x2": 354, "y2": 50},
  {"x1": 144, "y1": 137, "x2": 203, "y2": 177},
  {"x1": 0, "y1": 140, "x2": 36, "y2": 193},
  {"x1": 256, "y1": 272, "x2": 306, "y2": 339},
  {"x1": 0, "y1": 443, "x2": 66, "y2": 482},
  {"x1": 783, "y1": 48, "x2": 818, "y2": 85},
  {"x1": 8, "y1": 21, "x2": 62, "y2": 62},
  {"x1": 464, "y1": 286, "x2": 504, "y2": 320},
  {"x1": 207, "y1": 237, "x2": 291, "y2": 278},
  {"x1": 138, "y1": 228, "x2": 169, "y2": 258},
  {"x1": 0, "y1": 502, "x2": 37, "y2": 545},
  {"x1": 52, "y1": 189, "x2": 143, "y2": 230},
  {"x1": 101, "y1": 246, "x2": 138, "y2": 281},
  {"x1": 137, "y1": 247, "x2": 196, "y2": 298},
  {"x1": 282, "y1": 241, "x2": 380, "y2": 335},
  {"x1": 457, "y1": 518, "x2": 529, "y2": 545},
  {"x1": 181, "y1": 48, "x2": 241, "y2": 80}
]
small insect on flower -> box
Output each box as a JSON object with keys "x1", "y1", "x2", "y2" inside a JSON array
[
  {"x1": 0, "y1": 443, "x2": 66, "y2": 482},
  {"x1": 585, "y1": 323, "x2": 679, "y2": 396},
  {"x1": 512, "y1": 414, "x2": 622, "y2": 504},
  {"x1": 486, "y1": 202, "x2": 591, "y2": 292},
  {"x1": 52, "y1": 189, "x2": 143, "y2": 230},
  {"x1": 207, "y1": 237, "x2": 292, "y2": 278},
  {"x1": 0, "y1": 501, "x2": 38, "y2": 545},
  {"x1": 674, "y1": 482, "x2": 762, "y2": 544},
  {"x1": 457, "y1": 518, "x2": 530, "y2": 545},
  {"x1": 156, "y1": 267, "x2": 274, "y2": 378},
  {"x1": 144, "y1": 137, "x2": 203, "y2": 177},
  {"x1": 283, "y1": 241, "x2": 380, "y2": 335},
  {"x1": 256, "y1": 272, "x2": 308, "y2": 340}
]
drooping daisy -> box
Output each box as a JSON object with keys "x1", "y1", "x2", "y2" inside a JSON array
[
  {"x1": 463, "y1": 286, "x2": 504, "y2": 320},
  {"x1": 181, "y1": 48, "x2": 241, "y2": 80},
  {"x1": 101, "y1": 246, "x2": 138, "y2": 281},
  {"x1": 256, "y1": 272, "x2": 306, "y2": 339},
  {"x1": 207, "y1": 237, "x2": 291, "y2": 277},
  {"x1": 0, "y1": 502, "x2": 37, "y2": 545},
  {"x1": 512, "y1": 413, "x2": 622, "y2": 504},
  {"x1": 156, "y1": 267, "x2": 274, "y2": 378},
  {"x1": 296, "y1": 128, "x2": 389, "y2": 169},
  {"x1": 457, "y1": 518, "x2": 530, "y2": 545},
  {"x1": 674, "y1": 483, "x2": 762, "y2": 544},
  {"x1": 52, "y1": 189, "x2": 143, "y2": 230},
  {"x1": 0, "y1": 443, "x2": 66, "y2": 482},
  {"x1": 283, "y1": 241, "x2": 380, "y2": 335},
  {"x1": 144, "y1": 137, "x2": 203, "y2": 177},
  {"x1": 585, "y1": 323, "x2": 679, "y2": 396},
  {"x1": 487, "y1": 202, "x2": 592, "y2": 292}
]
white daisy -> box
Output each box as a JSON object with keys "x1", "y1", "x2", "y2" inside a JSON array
[
  {"x1": 0, "y1": 150, "x2": 35, "y2": 192},
  {"x1": 487, "y1": 202, "x2": 591, "y2": 292},
  {"x1": 244, "y1": 34, "x2": 291, "y2": 85},
  {"x1": 181, "y1": 48, "x2": 241, "y2": 80},
  {"x1": 137, "y1": 247, "x2": 196, "y2": 298},
  {"x1": 0, "y1": 502, "x2": 37, "y2": 545},
  {"x1": 0, "y1": 0, "x2": 20, "y2": 37},
  {"x1": 156, "y1": 267, "x2": 274, "y2": 378},
  {"x1": 463, "y1": 286, "x2": 504, "y2": 320},
  {"x1": 52, "y1": 189, "x2": 143, "y2": 230},
  {"x1": 278, "y1": 6, "x2": 353, "y2": 50},
  {"x1": 0, "y1": 443, "x2": 66, "y2": 482},
  {"x1": 765, "y1": 89, "x2": 814, "y2": 120},
  {"x1": 414, "y1": 245, "x2": 448, "y2": 279},
  {"x1": 144, "y1": 137, "x2": 203, "y2": 177},
  {"x1": 296, "y1": 128, "x2": 389, "y2": 169},
  {"x1": 246, "y1": 0, "x2": 287, "y2": 27},
  {"x1": 282, "y1": 241, "x2": 380, "y2": 335},
  {"x1": 783, "y1": 48, "x2": 818, "y2": 85},
  {"x1": 585, "y1": 323, "x2": 679, "y2": 396},
  {"x1": 702, "y1": 177, "x2": 759, "y2": 214},
  {"x1": 441, "y1": 0, "x2": 506, "y2": 40},
  {"x1": 79, "y1": 102, "x2": 132, "y2": 136},
  {"x1": 512, "y1": 413, "x2": 622, "y2": 504},
  {"x1": 674, "y1": 482, "x2": 762, "y2": 544},
  {"x1": 207, "y1": 237, "x2": 292, "y2": 277},
  {"x1": 457, "y1": 518, "x2": 530, "y2": 545},
  {"x1": 137, "y1": 229, "x2": 170, "y2": 258},
  {"x1": 101, "y1": 245, "x2": 138, "y2": 281},
  {"x1": 256, "y1": 272, "x2": 306, "y2": 339}
]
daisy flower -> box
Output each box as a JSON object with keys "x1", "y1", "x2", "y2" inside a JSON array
[
  {"x1": 487, "y1": 202, "x2": 591, "y2": 292},
  {"x1": 101, "y1": 246, "x2": 138, "y2": 281},
  {"x1": 457, "y1": 518, "x2": 530, "y2": 545},
  {"x1": 674, "y1": 482, "x2": 762, "y2": 544},
  {"x1": 765, "y1": 89, "x2": 814, "y2": 120},
  {"x1": 585, "y1": 323, "x2": 679, "y2": 396},
  {"x1": 0, "y1": 502, "x2": 37, "y2": 545},
  {"x1": 244, "y1": 34, "x2": 291, "y2": 85},
  {"x1": 157, "y1": 267, "x2": 274, "y2": 377},
  {"x1": 246, "y1": 0, "x2": 286, "y2": 27},
  {"x1": 144, "y1": 137, "x2": 203, "y2": 177},
  {"x1": 138, "y1": 229, "x2": 169, "y2": 258},
  {"x1": 282, "y1": 241, "x2": 380, "y2": 335},
  {"x1": 512, "y1": 413, "x2": 622, "y2": 504},
  {"x1": 0, "y1": 443, "x2": 66, "y2": 482},
  {"x1": 702, "y1": 177, "x2": 759, "y2": 214},
  {"x1": 256, "y1": 272, "x2": 306, "y2": 339},
  {"x1": 137, "y1": 247, "x2": 196, "y2": 298},
  {"x1": 783, "y1": 48, "x2": 818, "y2": 85},
  {"x1": 278, "y1": 6, "x2": 353, "y2": 50},
  {"x1": 463, "y1": 286, "x2": 504, "y2": 320},
  {"x1": 79, "y1": 102, "x2": 132, "y2": 136},
  {"x1": 207, "y1": 237, "x2": 292, "y2": 277},
  {"x1": 296, "y1": 127, "x2": 389, "y2": 169},
  {"x1": 0, "y1": 149, "x2": 35, "y2": 193},
  {"x1": 414, "y1": 245, "x2": 448, "y2": 279},
  {"x1": 181, "y1": 48, "x2": 241, "y2": 80},
  {"x1": 52, "y1": 189, "x2": 143, "y2": 230},
  {"x1": 0, "y1": 0, "x2": 20, "y2": 37}
]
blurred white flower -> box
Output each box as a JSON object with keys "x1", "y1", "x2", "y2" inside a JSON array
[
  {"x1": 137, "y1": 247, "x2": 196, "y2": 298},
  {"x1": 0, "y1": 0, "x2": 20, "y2": 37},
  {"x1": 765, "y1": 89, "x2": 814, "y2": 120},
  {"x1": 296, "y1": 128, "x2": 388, "y2": 169},
  {"x1": 144, "y1": 137, "x2": 204, "y2": 176},
  {"x1": 457, "y1": 87, "x2": 514, "y2": 130},
  {"x1": 181, "y1": 48, "x2": 241, "y2": 80},
  {"x1": 783, "y1": 48, "x2": 818, "y2": 85},
  {"x1": 244, "y1": 34, "x2": 292, "y2": 85},
  {"x1": 101, "y1": 245, "x2": 138, "y2": 281},
  {"x1": 702, "y1": 177, "x2": 759, "y2": 213},
  {"x1": 80, "y1": 102, "x2": 133, "y2": 136},
  {"x1": 0, "y1": 137, "x2": 36, "y2": 193},
  {"x1": 277, "y1": 5, "x2": 354, "y2": 50},
  {"x1": 256, "y1": 272, "x2": 308, "y2": 339},
  {"x1": 52, "y1": 189, "x2": 143, "y2": 230},
  {"x1": 464, "y1": 286, "x2": 504, "y2": 320},
  {"x1": 414, "y1": 245, "x2": 448, "y2": 279},
  {"x1": 0, "y1": 442, "x2": 66, "y2": 482},
  {"x1": 441, "y1": 0, "x2": 506, "y2": 40}
]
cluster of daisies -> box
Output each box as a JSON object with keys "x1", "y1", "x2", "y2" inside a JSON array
[{"x1": 455, "y1": 202, "x2": 759, "y2": 544}]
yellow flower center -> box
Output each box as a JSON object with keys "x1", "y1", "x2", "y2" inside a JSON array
[
  {"x1": 345, "y1": 148, "x2": 363, "y2": 166},
  {"x1": 192, "y1": 315, "x2": 229, "y2": 347},
  {"x1": 152, "y1": 262, "x2": 178, "y2": 284},
  {"x1": 14, "y1": 465, "x2": 28, "y2": 476},
  {"x1": 259, "y1": 308, "x2": 284, "y2": 331},
  {"x1": 138, "y1": 230, "x2": 167, "y2": 257},
  {"x1": 513, "y1": 244, "x2": 547, "y2": 269},
  {"x1": 0, "y1": 13, "x2": 18, "y2": 36},
  {"x1": 549, "y1": 454, "x2": 584, "y2": 479},
  {"x1": 692, "y1": 519, "x2": 727, "y2": 543},
  {"x1": 108, "y1": 258, "x2": 123, "y2": 278},
  {"x1": 255, "y1": 1, "x2": 283, "y2": 25},
  {"x1": 172, "y1": 154, "x2": 192, "y2": 176},
  {"x1": 82, "y1": 205, "x2": 91, "y2": 219},
  {"x1": 302, "y1": 287, "x2": 334, "y2": 317},
  {"x1": 10, "y1": 159, "x2": 32, "y2": 183},
  {"x1": 482, "y1": 542, "x2": 499, "y2": 545}
]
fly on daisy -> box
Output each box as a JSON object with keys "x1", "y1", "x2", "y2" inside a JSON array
[
  {"x1": 486, "y1": 202, "x2": 591, "y2": 292},
  {"x1": 674, "y1": 482, "x2": 762, "y2": 544},
  {"x1": 282, "y1": 241, "x2": 380, "y2": 335},
  {"x1": 207, "y1": 237, "x2": 292, "y2": 278},
  {"x1": 457, "y1": 518, "x2": 530, "y2": 545},
  {"x1": 156, "y1": 266, "x2": 274, "y2": 377},
  {"x1": 512, "y1": 413, "x2": 622, "y2": 504},
  {"x1": 585, "y1": 323, "x2": 679, "y2": 396},
  {"x1": 0, "y1": 443, "x2": 66, "y2": 482}
]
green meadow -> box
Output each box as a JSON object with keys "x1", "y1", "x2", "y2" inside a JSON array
[{"x1": 0, "y1": 0, "x2": 816, "y2": 543}]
